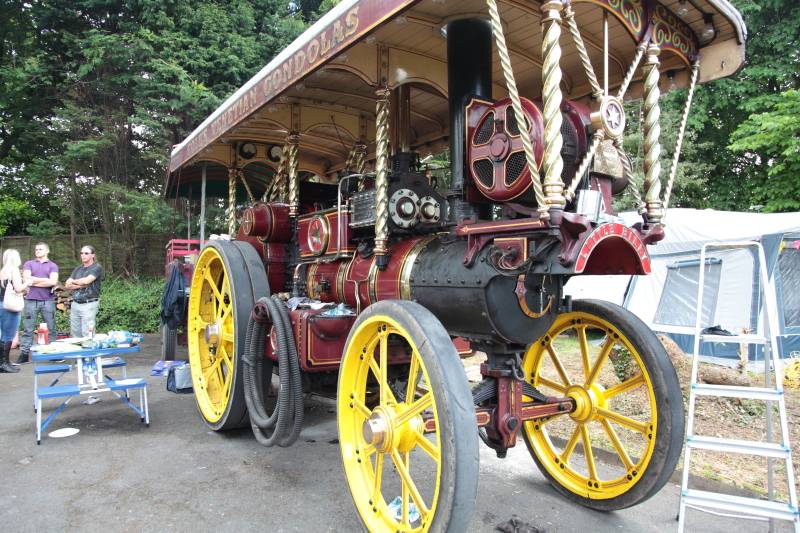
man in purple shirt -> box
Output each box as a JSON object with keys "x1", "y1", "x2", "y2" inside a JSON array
[{"x1": 14, "y1": 242, "x2": 58, "y2": 364}]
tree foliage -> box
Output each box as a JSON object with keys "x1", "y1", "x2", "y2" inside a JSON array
[{"x1": 1, "y1": 0, "x2": 306, "y2": 274}]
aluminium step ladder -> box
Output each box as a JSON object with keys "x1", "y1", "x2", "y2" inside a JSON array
[{"x1": 678, "y1": 241, "x2": 799, "y2": 532}]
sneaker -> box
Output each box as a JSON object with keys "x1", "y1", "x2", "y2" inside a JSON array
[{"x1": 12, "y1": 352, "x2": 30, "y2": 365}]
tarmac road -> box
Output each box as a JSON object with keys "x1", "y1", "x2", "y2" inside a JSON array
[{"x1": 0, "y1": 338, "x2": 791, "y2": 532}]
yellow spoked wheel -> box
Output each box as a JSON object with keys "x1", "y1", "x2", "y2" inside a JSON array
[
  {"x1": 188, "y1": 240, "x2": 268, "y2": 430},
  {"x1": 522, "y1": 299, "x2": 684, "y2": 510},
  {"x1": 338, "y1": 301, "x2": 478, "y2": 533}
]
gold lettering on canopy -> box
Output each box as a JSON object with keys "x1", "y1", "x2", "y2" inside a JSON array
[{"x1": 168, "y1": 3, "x2": 373, "y2": 173}]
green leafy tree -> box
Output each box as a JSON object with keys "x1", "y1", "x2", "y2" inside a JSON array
[
  {"x1": 729, "y1": 90, "x2": 800, "y2": 211},
  {"x1": 1, "y1": 0, "x2": 308, "y2": 276},
  {"x1": 667, "y1": 0, "x2": 800, "y2": 212}
]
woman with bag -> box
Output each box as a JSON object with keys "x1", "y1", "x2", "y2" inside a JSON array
[{"x1": 1, "y1": 249, "x2": 32, "y2": 373}]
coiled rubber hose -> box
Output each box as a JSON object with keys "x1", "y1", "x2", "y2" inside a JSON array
[{"x1": 242, "y1": 295, "x2": 304, "y2": 447}]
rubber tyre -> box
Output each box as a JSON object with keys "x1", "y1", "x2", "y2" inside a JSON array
[
  {"x1": 161, "y1": 323, "x2": 177, "y2": 361},
  {"x1": 337, "y1": 300, "x2": 479, "y2": 533},
  {"x1": 187, "y1": 240, "x2": 269, "y2": 431},
  {"x1": 523, "y1": 299, "x2": 684, "y2": 511}
]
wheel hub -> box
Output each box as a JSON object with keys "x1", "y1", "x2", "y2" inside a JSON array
[
  {"x1": 361, "y1": 405, "x2": 423, "y2": 453},
  {"x1": 205, "y1": 321, "x2": 222, "y2": 348},
  {"x1": 566, "y1": 383, "x2": 607, "y2": 423},
  {"x1": 362, "y1": 407, "x2": 394, "y2": 452}
]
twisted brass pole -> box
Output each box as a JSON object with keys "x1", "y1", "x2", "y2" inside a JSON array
[
  {"x1": 373, "y1": 88, "x2": 391, "y2": 260},
  {"x1": 227, "y1": 167, "x2": 237, "y2": 235},
  {"x1": 663, "y1": 60, "x2": 700, "y2": 211},
  {"x1": 239, "y1": 169, "x2": 256, "y2": 205},
  {"x1": 615, "y1": 40, "x2": 649, "y2": 212},
  {"x1": 617, "y1": 40, "x2": 648, "y2": 100},
  {"x1": 642, "y1": 44, "x2": 663, "y2": 223},
  {"x1": 615, "y1": 137, "x2": 645, "y2": 212},
  {"x1": 274, "y1": 144, "x2": 288, "y2": 202},
  {"x1": 541, "y1": 0, "x2": 566, "y2": 213},
  {"x1": 354, "y1": 142, "x2": 366, "y2": 174},
  {"x1": 566, "y1": 131, "x2": 603, "y2": 200},
  {"x1": 486, "y1": 0, "x2": 549, "y2": 218},
  {"x1": 287, "y1": 133, "x2": 300, "y2": 217},
  {"x1": 563, "y1": 3, "x2": 603, "y2": 101}
]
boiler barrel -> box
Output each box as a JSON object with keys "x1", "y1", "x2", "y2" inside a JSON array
[{"x1": 305, "y1": 235, "x2": 561, "y2": 345}]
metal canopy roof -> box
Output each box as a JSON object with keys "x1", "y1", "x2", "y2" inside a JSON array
[{"x1": 166, "y1": 0, "x2": 746, "y2": 198}]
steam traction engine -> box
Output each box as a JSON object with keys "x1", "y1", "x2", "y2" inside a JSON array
[{"x1": 167, "y1": 0, "x2": 747, "y2": 531}]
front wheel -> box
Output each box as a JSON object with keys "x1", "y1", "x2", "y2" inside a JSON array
[
  {"x1": 522, "y1": 299, "x2": 684, "y2": 511},
  {"x1": 337, "y1": 300, "x2": 479, "y2": 532}
]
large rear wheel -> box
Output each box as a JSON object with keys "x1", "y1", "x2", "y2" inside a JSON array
[
  {"x1": 522, "y1": 299, "x2": 684, "y2": 510},
  {"x1": 187, "y1": 240, "x2": 268, "y2": 430},
  {"x1": 338, "y1": 300, "x2": 479, "y2": 532}
]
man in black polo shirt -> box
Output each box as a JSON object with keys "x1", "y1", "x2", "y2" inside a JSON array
[{"x1": 65, "y1": 245, "x2": 103, "y2": 338}]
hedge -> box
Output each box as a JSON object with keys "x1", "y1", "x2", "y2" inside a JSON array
[{"x1": 52, "y1": 277, "x2": 164, "y2": 335}]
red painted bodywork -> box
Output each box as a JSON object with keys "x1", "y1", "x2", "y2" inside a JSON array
[
  {"x1": 297, "y1": 209, "x2": 355, "y2": 258},
  {"x1": 575, "y1": 222, "x2": 651, "y2": 275}
]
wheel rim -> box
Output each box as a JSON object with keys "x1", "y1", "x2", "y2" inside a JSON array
[
  {"x1": 522, "y1": 311, "x2": 658, "y2": 500},
  {"x1": 338, "y1": 315, "x2": 442, "y2": 532},
  {"x1": 188, "y1": 246, "x2": 237, "y2": 424}
]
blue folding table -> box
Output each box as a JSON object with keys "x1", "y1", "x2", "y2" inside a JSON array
[{"x1": 33, "y1": 345, "x2": 150, "y2": 444}]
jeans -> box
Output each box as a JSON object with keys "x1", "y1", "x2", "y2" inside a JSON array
[
  {"x1": 70, "y1": 300, "x2": 100, "y2": 338},
  {"x1": 20, "y1": 299, "x2": 56, "y2": 354},
  {"x1": 0, "y1": 308, "x2": 21, "y2": 342}
]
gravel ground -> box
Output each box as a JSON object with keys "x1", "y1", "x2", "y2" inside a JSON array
[{"x1": 0, "y1": 335, "x2": 792, "y2": 532}]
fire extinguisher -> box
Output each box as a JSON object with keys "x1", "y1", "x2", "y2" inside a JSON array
[{"x1": 36, "y1": 322, "x2": 49, "y2": 345}]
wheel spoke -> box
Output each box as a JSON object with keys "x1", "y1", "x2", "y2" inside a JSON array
[
  {"x1": 600, "y1": 418, "x2": 634, "y2": 470},
  {"x1": 379, "y1": 332, "x2": 389, "y2": 404},
  {"x1": 535, "y1": 375, "x2": 567, "y2": 394},
  {"x1": 585, "y1": 336, "x2": 614, "y2": 387},
  {"x1": 372, "y1": 451, "x2": 384, "y2": 504},
  {"x1": 406, "y1": 351, "x2": 421, "y2": 403},
  {"x1": 203, "y1": 357, "x2": 222, "y2": 381},
  {"x1": 219, "y1": 301, "x2": 232, "y2": 322},
  {"x1": 580, "y1": 424, "x2": 599, "y2": 481},
  {"x1": 546, "y1": 344, "x2": 573, "y2": 387},
  {"x1": 218, "y1": 345, "x2": 232, "y2": 370},
  {"x1": 222, "y1": 331, "x2": 234, "y2": 343},
  {"x1": 604, "y1": 373, "x2": 645, "y2": 399},
  {"x1": 390, "y1": 449, "x2": 429, "y2": 518},
  {"x1": 560, "y1": 425, "x2": 581, "y2": 463},
  {"x1": 402, "y1": 451, "x2": 410, "y2": 527},
  {"x1": 577, "y1": 325, "x2": 591, "y2": 379},
  {"x1": 352, "y1": 397, "x2": 372, "y2": 419},
  {"x1": 394, "y1": 392, "x2": 432, "y2": 428},
  {"x1": 367, "y1": 335, "x2": 397, "y2": 406},
  {"x1": 214, "y1": 358, "x2": 226, "y2": 389},
  {"x1": 362, "y1": 443, "x2": 376, "y2": 457},
  {"x1": 596, "y1": 406, "x2": 649, "y2": 434},
  {"x1": 204, "y1": 271, "x2": 223, "y2": 302},
  {"x1": 414, "y1": 431, "x2": 440, "y2": 462}
]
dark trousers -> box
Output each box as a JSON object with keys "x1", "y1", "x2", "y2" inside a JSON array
[{"x1": 20, "y1": 299, "x2": 56, "y2": 354}]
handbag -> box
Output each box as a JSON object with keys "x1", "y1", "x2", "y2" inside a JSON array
[{"x1": 3, "y1": 279, "x2": 24, "y2": 312}]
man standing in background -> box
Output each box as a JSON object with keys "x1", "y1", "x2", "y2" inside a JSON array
[
  {"x1": 65, "y1": 245, "x2": 103, "y2": 338},
  {"x1": 15, "y1": 242, "x2": 58, "y2": 364}
]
